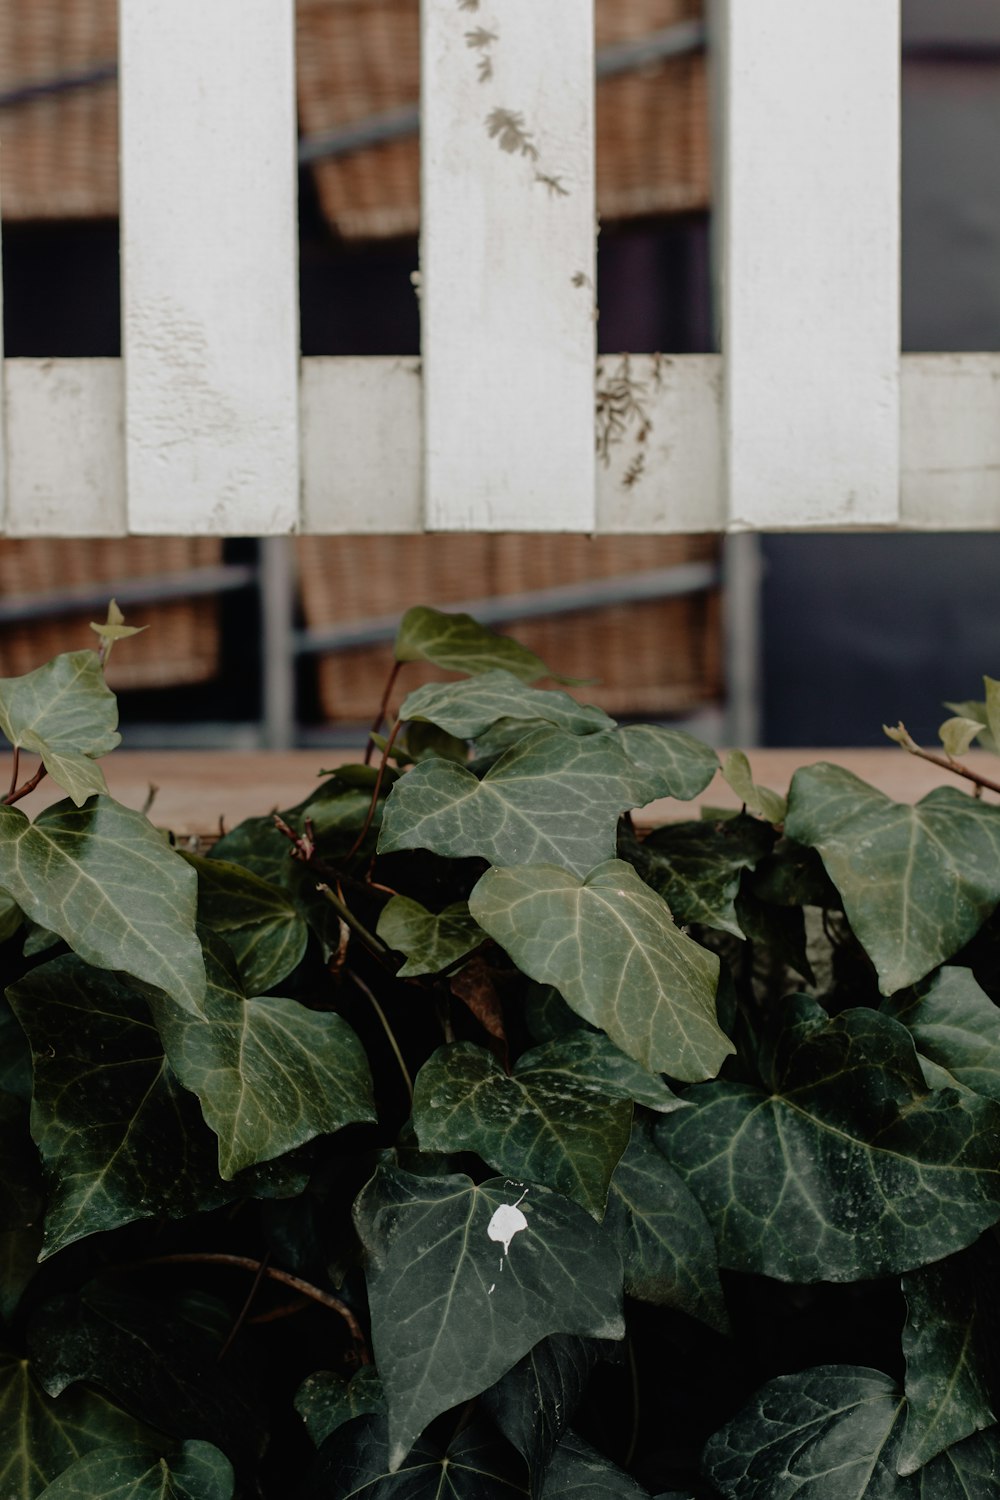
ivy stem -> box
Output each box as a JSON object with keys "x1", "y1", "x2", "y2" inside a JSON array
[
  {"x1": 348, "y1": 718, "x2": 402, "y2": 862},
  {"x1": 125, "y1": 1253, "x2": 370, "y2": 1363},
  {"x1": 365, "y1": 660, "x2": 403, "y2": 766},
  {"x1": 315, "y1": 883, "x2": 388, "y2": 957},
  {"x1": 349, "y1": 966, "x2": 414, "y2": 1107},
  {"x1": 888, "y1": 722, "x2": 1000, "y2": 796},
  {"x1": 7, "y1": 747, "x2": 19, "y2": 801},
  {"x1": 217, "y1": 1249, "x2": 271, "y2": 1362},
  {"x1": 2, "y1": 761, "x2": 47, "y2": 807}
]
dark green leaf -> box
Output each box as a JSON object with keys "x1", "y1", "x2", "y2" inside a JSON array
[
  {"x1": 400, "y1": 670, "x2": 613, "y2": 740},
  {"x1": 913, "y1": 1428, "x2": 1000, "y2": 1496},
  {"x1": 379, "y1": 727, "x2": 654, "y2": 878},
  {"x1": 541, "y1": 1430, "x2": 650, "y2": 1497},
  {"x1": 883, "y1": 968, "x2": 1000, "y2": 1101},
  {"x1": 632, "y1": 816, "x2": 775, "y2": 937},
  {"x1": 295, "y1": 1368, "x2": 384, "y2": 1449},
  {"x1": 470, "y1": 860, "x2": 730, "y2": 1082},
  {"x1": 0, "y1": 1351, "x2": 158, "y2": 1500},
  {"x1": 8, "y1": 954, "x2": 307, "y2": 1257},
  {"x1": 182, "y1": 854, "x2": 307, "y2": 995},
  {"x1": 0, "y1": 1091, "x2": 44, "y2": 1230},
  {"x1": 0, "y1": 651, "x2": 120, "y2": 805},
  {"x1": 412, "y1": 1040, "x2": 633, "y2": 1217},
  {"x1": 614, "y1": 725, "x2": 720, "y2": 804},
  {"x1": 210, "y1": 776, "x2": 378, "y2": 886},
  {"x1": 604, "y1": 1122, "x2": 728, "y2": 1333},
  {"x1": 656, "y1": 997, "x2": 1000, "y2": 1282},
  {"x1": 402, "y1": 721, "x2": 471, "y2": 764},
  {"x1": 29, "y1": 1282, "x2": 265, "y2": 1476},
  {"x1": 376, "y1": 896, "x2": 484, "y2": 977},
  {"x1": 395, "y1": 605, "x2": 573, "y2": 683},
  {"x1": 36, "y1": 1441, "x2": 234, "y2": 1500},
  {"x1": 785, "y1": 764, "x2": 1000, "y2": 994},
  {"x1": 0, "y1": 889, "x2": 22, "y2": 942},
  {"x1": 304, "y1": 1415, "x2": 530, "y2": 1498},
  {"x1": 899, "y1": 1241, "x2": 999, "y2": 1473},
  {"x1": 353, "y1": 1165, "x2": 624, "y2": 1469},
  {"x1": 0, "y1": 1224, "x2": 44, "y2": 1320},
  {"x1": 0, "y1": 798, "x2": 205, "y2": 1016},
  {"x1": 151, "y1": 935, "x2": 375, "y2": 1178},
  {"x1": 480, "y1": 1336, "x2": 603, "y2": 1485}
]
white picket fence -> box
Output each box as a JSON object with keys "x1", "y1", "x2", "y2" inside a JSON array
[{"x1": 0, "y1": 0, "x2": 997, "y2": 539}]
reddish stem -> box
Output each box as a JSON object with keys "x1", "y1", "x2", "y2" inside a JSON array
[{"x1": 364, "y1": 661, "x2": 403, "y2": 766}]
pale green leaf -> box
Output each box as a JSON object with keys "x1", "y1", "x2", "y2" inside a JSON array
[
  {"x1": 882, "y1": 967, "x2": 1000, "y2": 1101},
  {"x1": 721, "y1": 751, "x2": 786, "y2": 824},
  {"x1": 36, "y1": 1441, "x2": 233, "y2": 1500},
  {"x1": 656, "y1": 997, "x2": 1000, "y2": 1282},
  {"x1": 785, "y1": 763, "x2": 1000, "y2": 994},
  {"x1": 182, "y1": 853, "x2": 308, "y2": 996},
  {"x1": 379, "y1": 727, "x2": 654, "y2": 877},
  {"x1": 152, "y1": 935, "x2": 376, "y2": 1178},
  {"x1": 376, "y1": 896, "x2": 484, "y2": 977},
  {"x1": 0, "y1": 651, "x2": 119, "y2": 805},
  {"x1": 353, "y1": 1165, "x2": 624, "y2": 1470},
  {"x1": 944, "y1": 698, "x2": 1000, "y2": 756},
  {"x1": 0, "y1": 797, "x2": 205, "y2": 1016},
  {"x1": 939, "y1": 717, "x2": 985, "y2": 758},
  {"x1": 470, "y1": 860, "x2": 730, "y2": 1082},
  {"x1": 295, "y1": 1368, "x2": 384, "y2": 1449},
  {"x1": 395, "y1": 605, "x2": 575, "y2": 682},
  {"x1": 400, "y1": 670, "x2": 613, "y2": 740}
]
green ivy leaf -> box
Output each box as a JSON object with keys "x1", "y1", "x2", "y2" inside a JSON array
[
  {"x1": 353, "y1": 1165, "x2": 624, "y2": 1470},
  {"x1": 0, "y1": 651, "x2": 120, "y2": 806},
  {"x1": 470, "y1": 860, "x2": 730, "y2": 1082},
  {"x1": 395, "y1": 605, "x2": 575, "y2": 682},
  {"x1": 0, "y1": 798, "x2": 205, "y2": 1016},
  {"x1": 720, "y1": 751, "x2": 786, "y2": 824},
  {"x1": 899, "y1": 1241, "x2": 999, "y2": 1474},
  {"x1": 210, "y1": 776, "x2": 381, "y2": 887},
  {"x1": 304, "y1": 1415, "x2": 530, "y2": 1498},
  {"x1": 0, "y1": 889, "x2": 22, "y2": 943},
  {"x1": 882, "y1": 968, "x2": 1000, "y2": 1101},
  {"x1": 379, "y1": 727, "x2": 653, "y2": 878},
  {"x1": 412, "y1": 1040, "x2": 633, "y2": 1218},
  {"x1": 0, "y1": 1351, "x2": 159, "y2": 1500},
  {"x1": 939, "y1": 716, "x2": 985, "y2": 759},
  {"x1": 36, "y1": 1441, "x2": 234, "y2": 1500},
  {"x1": 8, "y1": 955, "x2": 306, "y2": 1257},
  {"x1": 656, "y1": 997, "x2": 1000, "y2": 1282},
  {"x1": 614, "y1": 725, "x2": 720, "y2": 804},
  {"x1": 479, "y1": 1336, "x2": 604, "y2": 1486},
  {"x1": 295, "y1": 1368, "x2": 385, "y2": 1450},
  {"x1": 542, "y1": 1430, "x2": 651, "y2": 1497},
  {"x1": 182, "y1": 854, "x2": 308, "y2": 996},
  {"x1": 702, "y1": 1365, "x2": 1000, "y2": 1498},
  {"x1": 376, "y1": 895, "x2": 484, "y2": 977},
  {"x1": 604, "y1": 1122, "x2": 728, "y2": 1334},
  {"x1": 151, "y1": 936, "x2": 376, "y2": 1179},
  {"x1": 400, "y1": 670, "x2": 613, "y2": 740},
  {"x1": 629, "y1": 815, "x2": 775, "y2": 938},
  {"x1": 944, "y1": 694, "x2": 1000, "y2": 756},
  {"x1": 785, "y1": 763, "x2": 1000, "y2": 994}
]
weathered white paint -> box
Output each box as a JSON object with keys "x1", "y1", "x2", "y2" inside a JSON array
[
  {"x1": 118, "y1": 0, "x2": 300, "y2": 535},
  {"x1": 301, "y1": 359, "x2": 422, "y2": 534},
  {"x1": 711, "y1": 0, "x2": 901, "y2": 528},
  {"x1": 4, "y1": 361, "x2": 126, "y2": 537},
  {"x1": 901, "y1": 355, "x2": 1000, "y2": 529},
  {"x1": 421, "y1": 0, "x2": 596, "y2": 530}
]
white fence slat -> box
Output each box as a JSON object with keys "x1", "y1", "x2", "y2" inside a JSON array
[
  {"x1": 902, "y1": 355, "x2": 1000, "y2": 529},
  {"x1": 119, "y1": 0, "x2": 299, "y2": 535},
  {"x1": 5, "y1": 361, "x2": 125, "y2": 537},
  {"x1": 421, "y1": 0, "x2": 596, "y2": 531},
  {"x1": 714, "y1": 0, "x2": 901, "y2": 528},
  {"x1": 301, "y1": 359, "x2": 422, "y2": 533}
]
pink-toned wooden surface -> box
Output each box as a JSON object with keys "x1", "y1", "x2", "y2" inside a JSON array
[{"x1": 14, "y1": 748, "x2": 997, "y2": 837}]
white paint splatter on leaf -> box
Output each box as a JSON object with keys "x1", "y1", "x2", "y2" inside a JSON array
[{"x1": 487, "y1": 1188, "x2": 528, "y2": 1291}]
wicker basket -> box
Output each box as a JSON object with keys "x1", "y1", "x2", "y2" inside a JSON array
[
  {"x1": 0, "y1": 538, "x2": 223, "y2": 691},
  {"x1": 1, "y1": 0, "x2": 708, "y2": 234},
  {"x1": 296, "y1": 534, "x2": 721, "y2": 723}
]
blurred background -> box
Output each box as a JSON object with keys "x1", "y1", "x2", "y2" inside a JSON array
[{"x1": 1, "y1": 0, "x2": 998, "y2": 748}]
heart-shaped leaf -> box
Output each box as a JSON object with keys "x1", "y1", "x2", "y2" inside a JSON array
[
  {"x1": 628, "y1": 815, "x2": 775, "y2": 938},
  {"x1": 379, "y1": 727, "x2": 653, "y2": 877},
  {"x1": 36, "y1": 1441, "x2": 234, "y2": 1500},
  {"x1": 899, "y1": 1240, "x2": 999, "y2": 1474},
  {"x1": 720, "y1": 751, "x2": 786, "y2": 824},
  {"x1": 0, "y1": 797, "x2": 205, "y2": 1016},
  {"x1": 0, "y1": 651, "x2": 120, "y2": 805},
  {"x1": 183, "y1": 854, "x2": 308, "y2": 996},
  {"x1": 542, "y1": 1430, "x2": 651, "y2": 1497},
  {"x1": 614, "y1": 725, "x2": 720, "y2": 804},
  {"x1": 401, "y1": 670, "x2": 613, "y2": 740},
  {"x1": 295, "y1": 1368, "x2": 385, "y2": 1450},
  {"x1": 883, "y1": 968, "x2": 1000, "y2": 1101},
  {"x1": 604, "y1": 1122, "x2": 728, "y2": 1334},
  {"x1": 377, "y1": 895, "x2": 485, "y2": 977},
  {"x1": 939, "y1": 716, "x2": 985, "y2": 759},
  {"x1": 656, "y1": 997, "x2": 1000, "y2": 1282},
  {"x1": 413, "y1": 1040, "x2": 633, "y2": 1217},
  {"x1": 785, "y1": 764, "x2": 1000, "y2": 994},
  {"x1": 470, "y1": 860, "x2": 730, "y2": 1082},
  {"x1": 480, "y1": 1336, "x2": 604, "y2": 1486},
  {"x1": 0, "y1": 1351, "x2": 159, "y2": 1500},
  {"x1": 304, "y1": 1415, "x2": 530, "y2": 1498},
  {"x1": 395, "y1": 605, "x2": 574, "y2": 682},
  {"x1": 8, "y1": 954, "x2": 307, "y2": 1257},
  {"x1": 151, "y1": 936, "x2": 375, "y2": 1178},
  {"x1": 353, "y1": 1165, "x2": 624, "y2": 1469}
]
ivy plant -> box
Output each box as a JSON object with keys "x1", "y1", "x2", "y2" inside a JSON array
[{"x1": 2, "y1": 611, "x2": 1000, "y2": 1496}]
